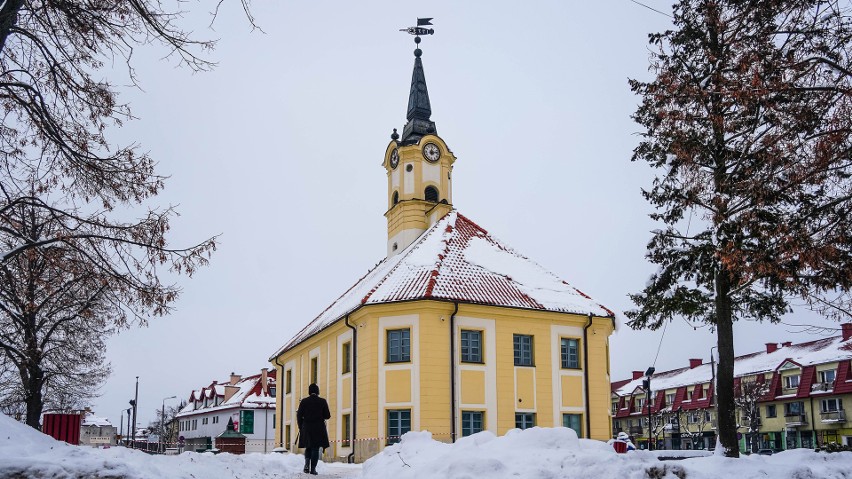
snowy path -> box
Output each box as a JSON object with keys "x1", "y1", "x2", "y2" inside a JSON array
[{"x1": 315, "y1": 463, "x2": 362, "y2": 478}]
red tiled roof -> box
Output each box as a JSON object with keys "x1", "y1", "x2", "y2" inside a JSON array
[{"x1": 271, "y1": 211, "x2": 614, "y2": 358}]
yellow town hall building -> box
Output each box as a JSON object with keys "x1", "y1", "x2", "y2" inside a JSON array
[{"x1": 269, "y1": 37, "x2": 615, "y2": 462}]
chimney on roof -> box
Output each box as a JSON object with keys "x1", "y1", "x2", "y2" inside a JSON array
[
  {"x1": 766, "y1": 343, "x2": 778, "y2": 353},
  {"x1": 689, "y1": 358, "x2": 702, "y2": 369},
  {"x1": 632, "y1": 371, "x2": 644, "y2": 380},
  {"x1": 223, "y1": 384, "x2": 239, "y2": 403},
  {"x1": 842, "y1": 323, "x2": 852, "y2": 341},
  {"x1": 261, "y1": 368, "x2": 268, "y2": 396},
  {"x1": 230, "y1": 372, "x2": 241, "y2": 385},
  {"x1": 781, "y1": 341, "x2": 792, "y2": 347}
]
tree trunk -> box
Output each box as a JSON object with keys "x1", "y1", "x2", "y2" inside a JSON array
[
  {"x1": 715, "y1": 269, "x2": 739, "y2": 457},
  {"x1": 24, "y1": 365, "x2": 44, "y2": 429}
]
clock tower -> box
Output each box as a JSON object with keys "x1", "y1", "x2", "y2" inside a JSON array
[{"x1": 383, "y1": 38, "x2": 456, "y2": 257}]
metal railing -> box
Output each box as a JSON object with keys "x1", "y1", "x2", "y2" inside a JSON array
[
  {"x1": 784, "y1": 414, "x2": 807, "y2": 426},
  {"x1": 819, "y1": 410, "x2": 846, "y2": 423}
]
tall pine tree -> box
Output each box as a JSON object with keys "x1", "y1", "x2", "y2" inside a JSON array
[{"x1": 628, "y1": 0, "x2": 852, "y2": 457}]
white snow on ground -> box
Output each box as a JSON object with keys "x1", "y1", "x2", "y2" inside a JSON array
[
  {"x1": 363, "y1": 428, "x2": 852, "y2": 479},
  {"x1": 4, "y1": 412, "x2": 852, "y2": 478}
]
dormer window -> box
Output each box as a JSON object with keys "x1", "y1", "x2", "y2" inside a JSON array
[
  {"x1": 424, "y1": 186, "x2": 438, "y2": 202},
  {"x1": 819, "y1": 369, "x2": 836, "y2": 384},
  {"x1": 784, "y1": 375, "x2": 800, "y2": 389}
]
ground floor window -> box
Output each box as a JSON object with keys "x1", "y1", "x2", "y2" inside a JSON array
[
  {"x1": 801, "y1": 431, "x2": 814, "y2": 449},
  {"x1": 285, "y1": 425, "x2": 291, "y2": 449},
  {"x1": 342, "y1": 414, "x2": 351, "y2": 447},
  {"x1": 239, "y1": 410, "x2": 254, "y2": 434},
  {"x1": 562, "y1": 414, "x2": 582, "y2": 437},
  {"x1": 461, "y1": 411, "x2": 484, "y2": 437},
  {"x1": 387, "y1": 409, "x2": 411, "y2": 445},
  {"x1": 515, "y1": 413, "x2": 535, "y2": 430}
]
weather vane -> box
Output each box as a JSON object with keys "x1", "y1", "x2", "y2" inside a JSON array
[{"x1": 400, "y1": 17, "x2": 434, "y2": 40}]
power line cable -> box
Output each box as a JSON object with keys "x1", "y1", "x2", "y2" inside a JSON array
[
  {"x1": 652, "y1": 318, "x2": 669, "y2": 367},
  {"x1": 628, "y1": 0, "x2": 673, "y2": 18}
]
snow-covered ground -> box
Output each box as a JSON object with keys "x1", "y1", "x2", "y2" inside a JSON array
[{"x1": 3, "y1": 412, "x2": 852, "y2": 478}]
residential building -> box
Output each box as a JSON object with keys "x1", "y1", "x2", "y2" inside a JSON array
[
  {"x1": 79, "y1": 412, "x2": 116, "y2": 447},
  {"x1": 175, "y1": 369, "x2": 276, "y2": 453},
  {"x1": 612, "y1": 323, "x2": 852, "y2": 452},
  {"x1": 269, "y1": 38, "x2": 615, "y2": 463}
]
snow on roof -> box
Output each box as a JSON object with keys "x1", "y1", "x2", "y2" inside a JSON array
[
  {"x1": 614, "y1": 335, "x2": 852, "y2": 396},
  {"x1": 81, "y1": 413, "x2": 112, "y2": 427},
  {"x1": 176, "y1": 370, "x2": 276, "y2": 418},
  {"x1": 271, "y1": 211, "x2": 614, "y2": 358}
]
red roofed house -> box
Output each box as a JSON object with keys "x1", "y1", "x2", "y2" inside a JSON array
[
  {"x1": 269, "y1": 38, "x2": 615, "y2": 462},
  {"x1": 612, "y1": 323, "x2": 852, "y2": 452},
  {"x1": 175, "y1": 369, "x2": 276, "y2": 453}
]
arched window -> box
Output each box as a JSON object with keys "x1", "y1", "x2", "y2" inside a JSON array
[
  {"x1": 392, "y1": 191, "x2": 399, "y2": 205},
  {"x1": 425, "y1": 186, "x2": 439, "y2": 202}
]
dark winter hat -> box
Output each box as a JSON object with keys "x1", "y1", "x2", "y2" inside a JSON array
[{"x1": 309, "y1": 383, "x2": 320, "y2": 395}]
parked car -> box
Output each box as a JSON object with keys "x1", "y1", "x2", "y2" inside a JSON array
[{"x1": 756, "y1": 449, "x2": 774, "y2": 455}]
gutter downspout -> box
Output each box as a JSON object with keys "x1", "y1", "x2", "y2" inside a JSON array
[
  {"x1": 273, "y1": 355, "x2": 286, "y2": 450},
  {"x1": 449, "y1": 302, "x2": 460, "y2": 443},
  {"x1": 584, "y1": 313, "x2": 593, "y2": 439},
  {"x1": 345, "y1": 314, "x2": 357, "y2": 463}
]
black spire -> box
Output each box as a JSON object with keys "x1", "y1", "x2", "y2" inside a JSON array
[{"x1": 401, "y1": 37, "x2": 437, "y2": 143}]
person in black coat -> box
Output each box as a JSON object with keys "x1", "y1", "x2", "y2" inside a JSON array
[{"x1": 297, "y1": 383, "x2": 330, "y2": 475}]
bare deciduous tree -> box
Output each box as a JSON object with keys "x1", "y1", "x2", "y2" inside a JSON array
[
  {"x1": 734, "y1": 378, "x2": 769, "y2": 452},
  {"x1": 0, "y1": 1, "x2": 254, "y2": 428}
]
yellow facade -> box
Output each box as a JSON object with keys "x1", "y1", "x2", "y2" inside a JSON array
[
  {"x1": 383, "y1": 135, "x2": 455, "y2": 256},
  {"x1": 272, "y1": 301, "x2": 614, "y2": 462}
]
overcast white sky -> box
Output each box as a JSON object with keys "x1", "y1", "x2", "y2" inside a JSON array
[{"x1": 94, "y1": 1, "x2": 844, "y2": 429}]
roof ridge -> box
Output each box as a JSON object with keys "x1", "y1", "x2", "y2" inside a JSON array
[
  {"x1": 364, "y1": 211, "x2": 457, "y2": 303},
  {"x1": 424, "y1": 215, "x2": 457, "y2": 297}
]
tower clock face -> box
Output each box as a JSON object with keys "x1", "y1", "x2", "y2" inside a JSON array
[
  {"x1": 390, "y1": 148, "x2": 399, "y2": 169},
  {"x1": 423, "y1": 143, "x2": 441, "y2": 162}
]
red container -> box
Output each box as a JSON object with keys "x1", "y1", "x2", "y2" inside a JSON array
[
  {"x1": 613, "y1": 441, "x2": 628, "y2": 454},
  {"x1": 42, "y1": 413, "x2": 81, "y2": 445}
]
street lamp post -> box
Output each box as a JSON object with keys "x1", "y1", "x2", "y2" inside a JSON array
[
  {"x1": 125, "y1": 408, "x2": 132, "y2": 447},
  {"x1": 644, "y1": 367, "x2": 655, "y2": 450},
  {"x1": 132, "y1": 376, "x2": 139, "y2": 449},
  {"x1": 161, "y1": 396, "x2": 177, "y2": 453}
]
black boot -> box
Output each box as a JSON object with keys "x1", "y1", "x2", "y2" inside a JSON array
[
  {"x1": 303, "y1": 454, "x2": 310, "y2": 474},
  {"x1": 310, "y1": 457, "x2": 318, "y2": 475}
]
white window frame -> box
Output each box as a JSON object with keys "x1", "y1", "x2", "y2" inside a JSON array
[
  {"x1": 821, "y1": 398, "x2": 843, "y2": 413},
  {"x1": 784, "y1": 375, "x2": 800, "y2": 389},
  {"x1": 819, "y1": 370, "x2": 836, "y2": 384}
]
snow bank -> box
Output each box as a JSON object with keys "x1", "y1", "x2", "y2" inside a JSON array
[
  {"x1": 5, "y1": 412, "x2": 852, "y2": 479},
  {"x1": 362, "y1": 428, "x2": 662, "y2": 479},
  {"x1": 0, "y1": 413, "x2": 306, "y2": 479},
  {"x1": 362, "y1": 427, "x2": 852, "y2": 479}
]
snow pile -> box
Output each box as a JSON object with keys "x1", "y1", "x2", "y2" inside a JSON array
[
  {"x1": 5, "y1": 413, "x2": 852, "y2": 479},
  {"x1": 363, "y1": 428, "x2": 662, "y2": 479},
  {"x1": 362, "y1": 428, "x2": 852, "y2": 479},
  {"x1": 0, "y1": 413, "x2": 306, "y2": 479}
]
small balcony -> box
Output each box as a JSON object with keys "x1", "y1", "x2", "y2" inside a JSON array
[
  {"x1": 629, "y1": 425, "x2": 644, "y2": 435},
  {"x1": 820, "y1": 410, "x2": 846, "y2": 424},
  {"x1": 811, "y1": 382, "x2": 834, "y2": 392},
  {"x1": 737, "y1": 418, "x2": 761, "y2": 428},
  {"x1": 784, "y1": 414, "x2": 808, "y2": 427}
]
